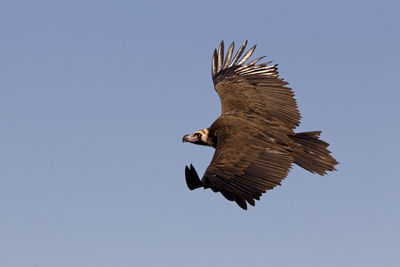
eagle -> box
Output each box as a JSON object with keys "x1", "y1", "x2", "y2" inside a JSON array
[{"x1": 182, "y1": 41, "x2": 338, "y2": 210}]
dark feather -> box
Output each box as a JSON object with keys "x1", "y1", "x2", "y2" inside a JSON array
[
  {"x1": 229, "y1": 40, "x2": 247, "y2": 67},
  {"x1": 217, "y1": 41, "x2": 224, "y2": 73},
  {"x1": 237, "y1": 45, "x2": 256, "y2": 65},
  {"x1": 185, "y1": 164, "x2": 203, "y2": 190},
  {"x1": 223, "y1": 42, "x2": 234, "y2": 69}
]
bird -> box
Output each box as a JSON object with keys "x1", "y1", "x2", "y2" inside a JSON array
[{"x1": 182, "y1": 40, "x2": 338, "y2": 210}]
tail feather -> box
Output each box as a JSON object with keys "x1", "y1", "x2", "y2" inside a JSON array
[{"x1": 292, "y1": 131, "x2": 338, "y2": 175}]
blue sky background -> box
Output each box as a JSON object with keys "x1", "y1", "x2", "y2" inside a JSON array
[{"x1": 1, "y1": 0, "x2": 399, "y2": 266}]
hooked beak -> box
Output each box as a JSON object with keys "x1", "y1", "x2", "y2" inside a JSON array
[{"x1": 182, "y1": 134, "x2": 199, "y2": 143}]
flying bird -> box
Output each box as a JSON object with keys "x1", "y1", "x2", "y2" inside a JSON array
[{"x1": 183, "y1": 41, "x2": 338, "y2": 210}]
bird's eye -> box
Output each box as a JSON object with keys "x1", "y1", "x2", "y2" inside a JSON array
[{"x1": 194, "y1": 133, "x2": 201, "y2": 138}]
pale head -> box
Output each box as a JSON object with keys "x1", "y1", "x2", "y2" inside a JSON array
[{"x1": 182, "y1": 128, "x2": 213, "y2": 147}]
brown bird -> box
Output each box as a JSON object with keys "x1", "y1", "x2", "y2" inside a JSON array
[{"x1": 182, "y1": 41, "x2": 338, "y2": 210}]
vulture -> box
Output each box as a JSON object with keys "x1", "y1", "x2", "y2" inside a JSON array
[{"x1": 182, "y1": 41, "x2": 338, "y2": 210}]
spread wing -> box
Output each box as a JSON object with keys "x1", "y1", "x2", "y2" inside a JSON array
[
  {"x1": 211, "y1": 41, "x2": 301, "y2": 131},
  {"x1": 185, "y1": 128, "x2": 293, "y2": 210}
]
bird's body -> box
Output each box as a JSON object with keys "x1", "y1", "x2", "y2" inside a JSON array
[{"x1": 183, "y1": 41, "x2": 338, "y2": 209}]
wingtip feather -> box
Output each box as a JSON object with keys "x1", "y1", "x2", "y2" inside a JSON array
[
  {"x1": 217, "y1": 41, "x2": 224, "y2": 72},
  {"x1": 212, "y1": 49, "x2": 218, "y2": 77},
  {"x1": 229, "y1": 40, "x2": 248, "y2": 67},
  {"x1": 223, "y1": 42, "x2": 234, "y2": 69},
  {"x1": 185, "y1": 164, "x2": 203, "y2": 190},
  {"x1": 237, "y1": 44, "x2": 256, "y2": 65}
]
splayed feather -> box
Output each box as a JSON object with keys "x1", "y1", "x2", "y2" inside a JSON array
[
  {"x1": 237, "y1": 45, "x2": 256, "y2": 65},
  {"x1": 229, "y1": 40, "x2": 247, "y2": 67},
  {"x1": 223, "y1": 42, "x2": 234, "y2": 69},
  {"x1": 217, "y1": 41, "x2": 224, "y2": 73},
  {"x1": 212, "y1": 49, "x2": 218, "y2": 77}
]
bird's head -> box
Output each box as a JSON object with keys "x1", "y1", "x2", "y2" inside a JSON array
[{"x1": 182, "y1": 128, "x2": 213, "y2": 147}]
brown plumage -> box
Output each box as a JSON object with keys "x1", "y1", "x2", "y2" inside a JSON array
[{"x1": 183, "y1": 41, "x2": 338, "y2": 210}]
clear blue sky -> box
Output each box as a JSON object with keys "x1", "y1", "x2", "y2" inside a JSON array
[{"x1": 1, "y1": 0, "x2": 399, "y2": 266}]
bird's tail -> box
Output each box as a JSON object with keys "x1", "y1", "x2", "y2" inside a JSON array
[{"x1": 292, "y1": 131, "x2": 338, "y2": 175}]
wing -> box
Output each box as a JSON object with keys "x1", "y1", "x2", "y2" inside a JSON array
[
  {"x1": 211, "y1": 41, "x2": 301, "y2": 131},
  {"x1": 186, "y1": 128, "x2": 293, "y2": 210}
]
